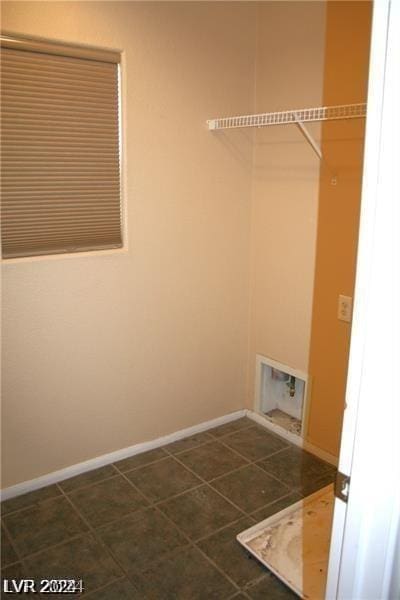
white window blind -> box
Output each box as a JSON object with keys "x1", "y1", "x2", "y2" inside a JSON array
[{"x1": 1, "y1": 35, "x2": 122, "y2": 259}]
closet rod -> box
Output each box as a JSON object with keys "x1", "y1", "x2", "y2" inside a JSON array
[{"x1": 207, "y1": 103, "x2": 366, "y2": 131}]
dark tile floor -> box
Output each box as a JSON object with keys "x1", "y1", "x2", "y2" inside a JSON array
[{"x1": 1, "y1": 418, "x2": 336, "y2": 599}]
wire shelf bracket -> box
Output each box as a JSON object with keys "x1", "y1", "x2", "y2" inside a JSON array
[
  {"x1": 207, "y1": 103, "x2": 367, "y2": 131},
  {"x1": 207, "y1": 103, "x2": 366, "y2": 184}
]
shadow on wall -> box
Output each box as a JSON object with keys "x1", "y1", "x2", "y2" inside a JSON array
[{"x1": 209, "y1": 129, "x2": 254, "y2": 170}]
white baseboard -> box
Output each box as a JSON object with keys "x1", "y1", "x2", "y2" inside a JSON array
[
  {"x1": 246, "y1": 410, "x2": 338, "y2": 467},
  {"x1": 1, "y1": 409, "x2": 246, "y2": 502}
]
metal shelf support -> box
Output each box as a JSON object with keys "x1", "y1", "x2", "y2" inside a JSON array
[{"x1": 207, "y1": 103, "x2": 366, "y2": 183}]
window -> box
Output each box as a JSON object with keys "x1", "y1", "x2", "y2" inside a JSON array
[{"x1": 0, "y1": 35, "x2": 122, "y2": 259}]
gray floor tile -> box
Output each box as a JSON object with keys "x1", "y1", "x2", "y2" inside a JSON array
[
  {"x1": 209, "y1": 418, "x2": 253, "y2": 439},
  {"x1": 68, "y1": 475, "x2": 148, "y2": 528},
  {"x1": 3, "y1": 496, "x2": 88, "y2": 557},
  {"x1": 130, "y1": 545, "x2": 236, "y2": 599},
  {"x1": 98, "y1": 507, "x2": 188, "y2": 575},
  {"x1": 58, "y1": 465, "x2": 118, "y2": 493},
  {"x1": 1, "y1": 485, "x2": 62, "y2": 516},
  {"x1": 114, "y1": 448, "x2": 168, "y2": 472},
  {"x1": 211, "y1": 465, "x2": 290, "y2": 513},
  {"x1": 1, "y1": 562, "x2": 31, "y2": 595},
  {"x1": 177, "y1": 441, "x2": 248, "y2": 481},
  {"x1": 245, "y1": 572, "x2": 298, "y2": 599},
  {"x1": 257, "y1": 447, "x2": 334, "y2": 493},
  {"x1": 222, "y1": 427, "x2": 289, "y2": 461},
  {"x1": 250, "y1": 492, "x2": 302, "y2": 522},
  {"x1": 299, "y1": 471, "x2": 336, "y2": 497},
  {"x1": 197, "y1": 517, "x2": 266, "y2": 587},
  {"x1": 159, "y1": 484, "x2": 242, "y2": 541},
  {"x1": 24, "y1": 533, "x2": 122, "y2": 597},
  {"x1": 0, "y1": 424, "x2": 332, "y2": 599},
  {"x1": 85, "y1": 577, "x2": 142, "y2": 599},
  {"x1": 125, "y1": 456, "x2": 201, "y2": 503},
  {"x1": 1, "y1": 524, "x2": 18, "y2": 567},
  {"x1": 163, "y1": 432, "x2": 214, "y2": 455}
]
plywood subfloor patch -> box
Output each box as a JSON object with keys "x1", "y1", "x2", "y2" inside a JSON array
[
  {"x1": 237, "y1": 485, "x2": 334, "y2": 599},
  {"x1": 265, "y1": 408, "x2": 302, "y2": 436}
]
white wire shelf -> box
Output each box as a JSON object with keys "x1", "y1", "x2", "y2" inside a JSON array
[{"x1": 207, "y1": 103, "x2": 367, "y2": 131}]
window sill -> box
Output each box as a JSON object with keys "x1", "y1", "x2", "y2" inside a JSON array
[{"x1": 2, "y1": 246, "x2": 129, "y2": 265}]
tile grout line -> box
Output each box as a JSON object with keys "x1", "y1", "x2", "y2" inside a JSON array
[
  {"x1": 56, "y1": 484, "x2": 147, "y2": 598},
  {"x1": 2, "y1": 435, "x2": 319, "y2": 539},
  {"x1": 112, "y1": 448, "x2": 265, "y2": 595},
  {"x1": 61, "y1": 466, "x2": 242, "y2": 599},
  {"x1": 5, "y1": 532, "x2": 89, "y2": 568},
  {"x1": 149, "y1": 503, "x2": 243, "y2": 597},
  {"x1": 118, "y1": 441, "x2": 252, "y2": 483},
  {"x1": 192, "y1": 514, "x2": 256, "y2": 545},
  {"x1": 56, "y1": 464, "x2": 120, "y2": 494},
  {"x1": 252, "y1": 458, "x2": 336, "y2": 497},
  {"x1": 115, "y1": 464, "x2": 204, "y2": 508},
  {"x1": 167, "y1": 438, "x2": 297, "y2": 502},
  {"x1": 1, "y1": 518, "x2": 22, "y2": 569},
  {"x1": 96, "y1": 464, "x2": 253, "y2": 547},
  {"x1": 229, "y1": 589, "x2": 252, "y2": 600},
  {"x1": 1, "y1": 483, "x2": 298, "y2": 576},
  {"x1": 1, "y1": 422, "x2": 332, "y2": 597},
  {"x1": 241, "y1": 572, "x2": 273, "y2": 595},
  {"x1": 0, "y1": 420, "x2": 284, "y2": 518},
  {"x1": 1, "y1": 558, "x2": 23, "y2": 570},
  {"x1": 108, "y1": 460, "x2": 249, "y2": 594},
  {"x1": 217, "y1": 433, "x2": 290, "y2": 465},
  {"x1": 162, "y1": 421, "x2": 255, "y2": 457},
  {"x1": 162, "y1": 437, "x2": 316, "y2": 523},
  {"x1": 170, "y1": 453, "x2": 250, "y2": 519},
  {"x1": 1, "y1": 494, "x2": 64, "y2": 519},
  {"x1": 191, "y1": 540, "x2": 242, "y2": 597},
  {"x1": 77, "y1": 575, "x2": 128, "y2": 598},
  {"x1": 247, "y1": 490, "x2": 302, "y2": 519},
  {"x1": 250, "y1": 460, "x2": 293, "y2": 491},
  {"x1": 113, "y1": 450, "x2": 171, "y2": 473},
  {"x1": 1, "y1": 417, "x2": 327, "y2": 513},
  {"x1": 116, "y1": 432, "x2": 298, "y2": 526}
]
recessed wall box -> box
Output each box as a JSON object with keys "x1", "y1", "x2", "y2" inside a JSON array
[{"x1": 255, "y1": 354, "x2": 309, "y2": 438}]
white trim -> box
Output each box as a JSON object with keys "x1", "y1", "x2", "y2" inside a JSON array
[
  {"x1": 326, "y1": 498, "x2": 347, "y2": 600},
  {"x1": 254, "y1": 354, "x2": 308, "y2": 384},
  {"x1": 0, "y1": 410, "x2": 246, "y2": 501},
  {"x1": 2, "y1": 247, "x2": 129, "y2": 265},
  {"x1": 246, "y1": 410, "x2": 338, "y2": 467},
  {"x1": 327, "y1": 1, "x2": 400, "y2": 598}
]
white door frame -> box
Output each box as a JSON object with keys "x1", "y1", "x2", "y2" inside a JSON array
[{"x1": 326, "y1": 1, "x2": 400, "y2": 598}]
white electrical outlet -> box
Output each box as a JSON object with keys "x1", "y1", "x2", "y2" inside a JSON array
[{"x1": 338, "y1": 295, "x2": 353, "y2": 322}]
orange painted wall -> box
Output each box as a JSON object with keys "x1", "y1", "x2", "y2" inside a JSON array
[{"x1": 307, "y1": 1, "x2": 372, "y2": 457}]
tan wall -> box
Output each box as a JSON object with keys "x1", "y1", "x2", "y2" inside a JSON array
[
  {"x1": 1, "y1": 1, "x2": 372, "y2": 488},
  {"x1": 307, "y1": 1, "x2": 372, "y2": 457},
  {"x1": 1, "y1": 1, "x2": 257, "y2": 488},
  {"x1": 247, "y1": 1, "x2": 326, "y2": 403}
]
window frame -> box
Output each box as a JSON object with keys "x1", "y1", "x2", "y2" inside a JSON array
[{"x1": 0, "y1": 32, "x2": 126, "y2": 262}]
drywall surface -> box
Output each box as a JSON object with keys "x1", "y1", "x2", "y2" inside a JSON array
[
  {"x1": 1, "y1": 1, "x2": 256, "y2": 487},
  {"x1": 307, "y1": 1, "x2": 372, "y2": 457},
  {"x1": 247, "y1": 2, "x2": 326, "y2": 402}
]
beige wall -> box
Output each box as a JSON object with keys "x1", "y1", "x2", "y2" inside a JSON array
[
  {"x1": 307, "y1": 1, "x2": 372, "y2": 457},
  {"x1": 1, "y1": 1, "x2": 371, "y2": 488},
  {"x1": 1, "y1": 1, "x2": 257, "y2": 488},
  {"x1": 247, "y1": 1, "x2": 326, "y2": 402}
]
